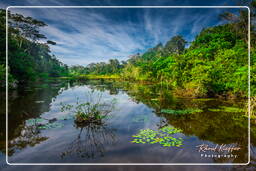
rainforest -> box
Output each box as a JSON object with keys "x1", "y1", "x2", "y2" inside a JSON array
[{"x1": 0, "y1": 2, "x2": 256, "y2": 167}]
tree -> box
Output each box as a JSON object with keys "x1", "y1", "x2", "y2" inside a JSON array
[
  {"x1": 219, "y1": 0, "x2": 256, "y2": 45},
  {"x1": 163, "y1": 35, "x2": 186, "y2": 56},
  {"x1": 0, "y1": 9, "x2": 69, "y2": 85}
]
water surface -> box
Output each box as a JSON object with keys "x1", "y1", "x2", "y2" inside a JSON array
[{"x1": 0, "y1": 79, "x2": 252, "y2": 164}]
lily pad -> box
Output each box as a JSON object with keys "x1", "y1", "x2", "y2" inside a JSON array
[{"x1": 131, "y1": 126, "x2": 183, "y2": 147}]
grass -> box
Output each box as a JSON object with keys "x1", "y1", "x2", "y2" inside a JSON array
[{"x1": 60, "y1": 91, "x2": 117, "y2": 125}]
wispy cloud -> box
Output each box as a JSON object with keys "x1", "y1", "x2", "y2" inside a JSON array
[{"x1": 7, "y1": 6, "x2": 232, "y2": 66}]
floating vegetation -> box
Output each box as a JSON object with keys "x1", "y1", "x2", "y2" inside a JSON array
[
  {"x1": 208, "y1": 106, "x2": 244, "y2": 113},
  {"x1": 132, "y1": 115, "x2": 149, "y2": 123},
  {"x1": 60, "y1": 91, "x2": 117, "y2": 125},
  {"x1": 161, "y1": 108, "x2": 203, "y2": 115},
  {"x1": 26, "y1": 118, "x2": 47, "y2": 126},
  {"x1": 131, "y1": 126, "x2": 183, "y2": 147},
  {"x1": 38, "y1": 122, "x2": 64, "y2": 129},
  {"x1": 26, "y1": 117, "x2": 65, "y2": 129}
]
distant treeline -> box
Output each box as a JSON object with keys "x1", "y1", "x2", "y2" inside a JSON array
[{"x1": 0, "y1": 9, "x2": 68, "y2": 87}]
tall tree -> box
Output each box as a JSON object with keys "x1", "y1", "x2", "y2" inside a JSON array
[{"x1": 163, "y1": 35, "x2": 186, "y2": 56}]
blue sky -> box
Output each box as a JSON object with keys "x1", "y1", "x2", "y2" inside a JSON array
[{"x1": 0, "y1": 0, "x2": 248, "y2": 66}]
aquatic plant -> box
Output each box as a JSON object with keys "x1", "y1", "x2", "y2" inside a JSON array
[
  {"x1": 131, "y1": 126, "x2": 183, "y2": 147},
  {"x1": 37, "y1": 122, "x2": 64, "y2": 129},
  {"x1": 26, "y1": 118, "x2": 46, "y2": 126},
  {"x1": 26, "y1": 118, "x2": 64, "y2": 129},
  {"x1": 60, "y1": 91, "x2": 117, "y2": 125},
  {"x1": 208, "y1": 106, "x2": 244, "y2": 113},
  {"x1": 160, "y1": 108, "x2": 203, "y2": 115}
]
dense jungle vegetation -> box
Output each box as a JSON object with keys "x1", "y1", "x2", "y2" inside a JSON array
[
  {"x1": 0, "y1": 9, "x2": 69, "y2": 88},
  {"x1": 0, "y1": 2, "x2": 255, "y2": 99},
  {"x1": 68, "y1": 4, "x2": 256, "y2": 98}
]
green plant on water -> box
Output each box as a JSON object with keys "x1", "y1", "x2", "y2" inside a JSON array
[
  {"x1": 60, "y1": 90, "x2": 117, "y2": 125},
  {"x1": 131, "y1": 126, "x2": 183, "y2": 147},
  {"x1": 26, "y1": 118, "x2": 64, "y2": 129},
  {"x1": 26, "y1": 118, "x2": 47, "y2": 126},
  {"x1": 38, "y1": 122, "x2": 64, "y2": 129},
  {"x1": 160, "y1": 108, "x2": 203, "y2": 115},
  {"x1": 208, "y1": 106, "x2": 244, "y2": 113}
]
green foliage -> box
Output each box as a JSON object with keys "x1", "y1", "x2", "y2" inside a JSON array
[
  {"x1": 160, "y1": 108, "x2": 203, "y2": 115},
  {"x1": 0, "y1": 64, "x2": 16, "y2": 88},
  {"x1": 131, "y1": 126, "x2": 183, "y2": 147},
  {"x1": 69, "y1": 59, "x2": 124, "y2": 76},
  {"x1": 1, "y1": 3, "x2": 256, "y2": 99},
  {"x1": 0, "y1": 9, "x2": 69, "y2": 87},
  {"x1": 118, "y1": 22, "x2": 251, "y2": 98},
  {"x1": 164, "y1": 35, "x2": 186, "y2": 56}
]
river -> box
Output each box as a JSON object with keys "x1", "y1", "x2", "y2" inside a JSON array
[{"x1": 0, "y1": 79, "x2": 255, "y2": 170}]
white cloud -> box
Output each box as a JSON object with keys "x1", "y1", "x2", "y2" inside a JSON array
[{"x1": 7, "y1": 7, "x2": 229, "y2": 66}]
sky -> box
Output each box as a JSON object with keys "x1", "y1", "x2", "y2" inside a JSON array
[{"x1": 0, "y1": 0, "x2": 249, "y2": 66}]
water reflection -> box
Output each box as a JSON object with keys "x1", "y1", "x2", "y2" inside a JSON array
[
  {"x1": 0, "y1": 79, "x2": 254, "y2": 164},
  {"x1": 1, "y1": 80, "x2": 70, "y2": 156},
  {"x1": 8, "y1": 123, "x2": 48, "y2": 156},
  {"x1": 61, "y1": 121, "x2": 116, "y2": 159}
]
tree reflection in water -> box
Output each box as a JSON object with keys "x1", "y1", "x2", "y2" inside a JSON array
[
  {"x1": 60, "y1": 120, "x2": 116, "y2": 159},
  {"x1": 8, "y1": 123, "x2": 48, "y2": 156}
]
